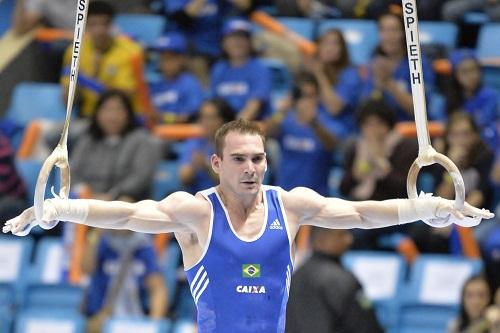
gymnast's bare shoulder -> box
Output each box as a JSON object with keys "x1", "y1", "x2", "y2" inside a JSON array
[{"x1": 157, "y1": 191, "x2": 211, "y2": 233}]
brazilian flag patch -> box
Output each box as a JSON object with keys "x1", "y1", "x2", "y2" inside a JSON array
[{"x1": 242, "y1": 264, "x2": 261, "y2": 278}]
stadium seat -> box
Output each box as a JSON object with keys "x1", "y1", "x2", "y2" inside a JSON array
[
  {"x1": 15, "y1": 159, "x2": 61, "y2": 205},
  {"x1": 419, "y1": 21, "x2": 458, "y2": 49},
  {"x1": 397, "y1": 254, "x2": 483, "y2": 331},
  {"x1": 276, "y1": 17, "x2": 315, "y2": 40},
  {"x1": 152, "y1": 160, "x2": 181, "y2": 201},
  {"x1": 477, "y1": 23, "x2": 500, "y2": 59},
  {"x1": 0, "y1": 308, "x2": 12, "y2": 333},
  {"x1": 15, "y1": 309, "x2": 85, "y2": 333},
  {"x1": 23, "y1": 284, "x2": 84, "y2": 312},
  {"x1": 31, "y1": 237, "x2": 66, "y2": 284},
  {"x1": 171, "y1": 319, "x2": 197, "y2": 333},
  {"x1": 114, "y1": 14, "x2": 167, "y2": 47},
  {"x1": 482, "y1": 67, "x2": 500, "y2": 93},
  {"x1": 318, "y1": 20, "x2": 378, "y2": 65},
  {"x1": 103, "y1": 317, "x2": 171, "y2": 333},
  {"x1": 342, "y1": 251, "x2": 406, "y2": 330},
  {"x1": 20, "y1": 236, "x2": 84, "y2": 311},
  {"x1": 5, "y1": 83, "x2": 67, "y2": 126},
  {"x1": 0, "y1": 283, "x2": 14, "y2": 309},
  {"x1": 464, "y1": 11, "x2": 490, "y2": 25},
  {"x1": 0, "y1": 236, "x2": 33, "y2": 299},
  {"x1": 15, "y1": 159, "x2": 42, "y2": 206}
]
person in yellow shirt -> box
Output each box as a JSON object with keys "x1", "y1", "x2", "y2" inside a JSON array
[{"x1": 60, "y1": 1, "x2": 146, "y2": 118}]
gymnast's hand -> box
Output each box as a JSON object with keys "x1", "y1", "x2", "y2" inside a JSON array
[
  {"x1": 2, "y1": 201, "x2": 59, "y2": 236},
  {"x1": 419, "y1": 192, "x2": 494, "y2": 228}
]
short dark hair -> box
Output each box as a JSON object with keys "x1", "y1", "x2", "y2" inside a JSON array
[
  {"x1": 356, "y1": 98, "x2": 397, "y2": 129},
  {"x1": 88, "y1": 1, "x2": 115, "y2": 19},
  {"x1": 214, "y1": 119, "x2": 265, "y2": 158},
  {"x1": 89, "y1": 89, "x2": 137, "y2": 140}
]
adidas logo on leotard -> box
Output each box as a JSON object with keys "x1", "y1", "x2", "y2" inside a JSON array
[{"x1": 270, "y1": 219, "x2": 283, "y2": 230}]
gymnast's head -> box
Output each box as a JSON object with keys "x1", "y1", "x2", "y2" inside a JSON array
[{"x1": 211, "y1": 119, "x2": 267, "y2": 196}]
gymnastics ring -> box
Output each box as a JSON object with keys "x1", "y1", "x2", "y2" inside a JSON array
[
  {"x1": 402, "y1": 0, "x2": 465, "y2": 226},
  {"x1": 33, "y1": 0, "x2": 89, "y2": 226}
]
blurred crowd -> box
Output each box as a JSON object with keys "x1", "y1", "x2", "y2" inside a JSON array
[{"x1": 1, "y1": 0, "x2": 500, "y2": 332}]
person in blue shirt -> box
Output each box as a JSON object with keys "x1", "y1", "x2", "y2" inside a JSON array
[
  {"x1": 210, "y1": 18, "x2": 272, "y2": 120},
  {"x1": 163, "y1": 0, "x2": 252, "y2": 59},
  {"x1": 179, "y1": 98, "x2": 236, "y2": 194},
  {"x1": 304, "y1": 28, "x2": 361, "y2": 140},
  {"x1": 6, "y1": 125, "x2": 494, "y2": 331},
  {"x1": 149, "y1": 32, "x2": 204, "y2": 124},
  {"x1": 266, "y1": 72, "x2": 337, "y2": 196},
  {"x1": 443, "y1": 49, "x2": 499, "y2": 150},
  {"x1": 82, "y1": 229, "x2": 168, "y2": 333},
  {"x1": 361, "y1": 10, "x2": 435, "y2": 121},
  {"x1": 163, "y1": 0, "x2": 253, "y2": 87}
]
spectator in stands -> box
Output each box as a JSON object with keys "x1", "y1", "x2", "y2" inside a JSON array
[
  {"x1": 266, "y1": 72, "x2": 337, "y2": 196},
  {"x1": 82, "y1": 228, "x2": 168, "y2": 333},
  {"x1": 0, "y1": 132, "x2": 27, "y2": 221},
  {"x1": 340, "y1": 98, "x2": 416, "y2": 201},
  {"x1": 164, "y1": 0, "x2": 253, "y2": 58},
  {"x1": 304, "y1": 28, "x2": 361, "y2": 140},
  {"x1": 361, "y1": 10, "x2": 435, "y2": 121},
  {"x1": 210, "y1": 18, "x2": 272, "y2": 120},
  {"x1": 285, "y1": 227, "x2": 384, "y2": 333},
  {"x1": 12, "y1": 0, "x2": 76, "y2": 35},
  {"x1": 339, "y1": 98, "x2": 417, "y2": 249},
  {"x1": 149, "y1": 32, "x2": 204, "y2": 124},
  {"x1": 60, "y1": 1, "x2": 146, "y2": 119},
  {"x1": 442, "y1": 0, "x2": 500, "y2": 22},
  {"x1": 435, "y1": 112, "x2": 494, "y2": 210},
  {"x1": 70, "y1": 90, "x2": 160, "y2": 202},
  {"x1": 178, "y1": 98, "x2": 235, "y2": 194},
  {"x1": 448, "y1": 275, "x2": 492, "y2": 333},
  {"x1": 275, "y1": 0, "x2": 340, "y2": 18},
  {"x1": 163, "y1": 0, "x2": 253, "y2": 85},
  {"x1": 443, "y1": 49, "x2": 499, "y2": 150}
]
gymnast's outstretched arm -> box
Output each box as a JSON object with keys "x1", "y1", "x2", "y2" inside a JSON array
[
  {"x1": 282, "y1": 187, "x2": 494, "y2": 230},
  {"x1": 3, "y1": 191, "x2": 207, "y2": 236}
]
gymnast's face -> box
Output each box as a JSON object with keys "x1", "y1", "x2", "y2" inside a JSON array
[{"x1": 212, "y1": 132, "x2": 266, "y2": 196}]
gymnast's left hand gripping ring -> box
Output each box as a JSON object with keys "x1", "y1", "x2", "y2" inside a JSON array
[
  {"x1": 33, "y1": 145, "x2": 71, "y2": 229},
  {"x1": 406, "y1": 148, "x2": 465, "y2": 227}
]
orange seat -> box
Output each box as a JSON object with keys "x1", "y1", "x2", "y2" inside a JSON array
[
  {"x1": 396, "y1": 121, "x2": 445, "y2": 138},
  {"x1": 153, "y1": 124, "x2": 203, "y2": 140}
]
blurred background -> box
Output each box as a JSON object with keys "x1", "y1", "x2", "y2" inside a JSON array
[{"x1": 0, "y1": 0, "x2": 500, "y2": 332}]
